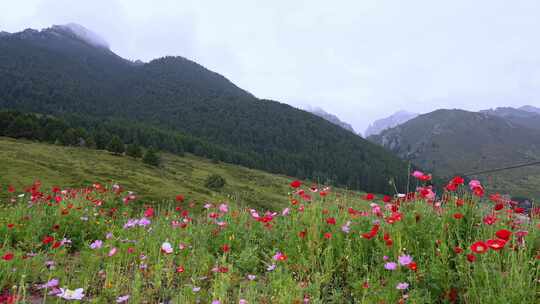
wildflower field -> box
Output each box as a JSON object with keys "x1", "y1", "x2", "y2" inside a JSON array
[{"x1": 0, "y1": 175, "x2": 539, "y2": 303}]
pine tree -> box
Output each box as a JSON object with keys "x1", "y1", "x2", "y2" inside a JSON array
[
  {"x1": 126, "y1": 143, "x2": 143, "y2": 158},
  {"x1": 107, "y1": 135, "x2": 125, "y2": 155},
  {"x1": 143, "y1": 148, "x2": 160, "y2": 166}
]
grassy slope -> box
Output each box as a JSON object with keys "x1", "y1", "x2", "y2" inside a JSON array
[{"x1": 0, "y1": 137, "x2": 305, "y2": 210}]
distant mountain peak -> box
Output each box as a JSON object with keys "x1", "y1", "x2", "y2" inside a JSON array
[
  {"x1": 302, "y1": 106, "x2": 356, "y2": 133},
  {"x1": 365, "y1": 110, "x2": 419, "y2": 137},
  {"x1": 50, "y1": 23, "x2": 110, "y2": 49},
  {"x1": 519, "y1": 105, "x2": 540, "y2": 114}
]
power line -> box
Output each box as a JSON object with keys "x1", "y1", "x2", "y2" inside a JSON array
[{"x1": 463, "y1": 160, "x2": 540, "y2": 176}]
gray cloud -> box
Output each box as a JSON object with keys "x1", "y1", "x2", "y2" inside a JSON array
[{"x1": 2, "y1": 0, "x2": 540, "y2": 132}]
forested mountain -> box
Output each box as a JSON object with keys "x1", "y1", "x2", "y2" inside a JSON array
[
  {"x1": 368, "y1": 109, "x2": 540, "y2": 198},
  {"x1": 0, "y1": 24, "x2": 412, "y2": 194}
]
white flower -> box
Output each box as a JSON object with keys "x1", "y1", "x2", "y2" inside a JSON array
[
  {"x1": 161, "y1": 242, "x2": 173, "y2": 254},
  {"x1": 57, "y1": 288, "x2": 84, "y2": 300}
]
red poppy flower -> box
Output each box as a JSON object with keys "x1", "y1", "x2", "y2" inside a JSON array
[
  {"x1": 7, "y1": 185, "x2": 15, "y2": 193},
  {"x1": 218, "y1": 266, "x2": 229, "y2": 273},
  {"x1": 298, "y1": 230, "x2": 307, "y2": 238},
  {"x1": 451, "y1": 176, "x2": 464, "y2": 185},
  {"x1": 514, "y1": 207, "x2": 525, "y2": 214},
  {"x1": 6, "y1": 224, "x2": 14, "y2": 229},
  {"x1": 445, "y1": 183, "x2": 457, "y2": 192},
  {"x1": 482, "y1": 215, "x2": 497, "y2": 225},
  {"x1": 385, "y1": 212, "x2": 402, "y2": 224},
  {"x1": 470, "y1": 241, "x2": 488, "y2": 254},
  {"x1": 52, "y1": 241, "x2": 62, "y2": 249},
  {"x1": 144, "y1": 207, "x2": 154, "y2": 218},
  {"x1": 383, "y1": 195, "x2": 392, "y2": 203},
  {"x1": 453, "y1": 247, "x2": 463, "y2": 254},
  {"x1": 420, "y1": 174, "x2": 432, "y2": 182},
  {"x1": 324, "y1": 232, "x2": 332, "y2": 239},
  {"x1": 42, "y1": 236, "x2": 54, "y2": 245},
  {"x1": 407, "y1": 261, "x2": 417, "y2": 271},
  {"x1": 495, "y1": 229, "x2": 512, "y2": 241},
  {"x1": 2, "y1": 253, "x2": 14, "y2": 261},
  {"x1": 221, "y1": 244, "x2": 230, "y2": 253},
  {"x1": 364, "y1": 193, "x2": 375, "y2": 201},
  {"x1": 361, "y1": 224, "x2": 380, "y2": 239},
  {"x1": 290, "y1": 180, "x2": 302, "y2": 188},
  {"x1": 486, "y1": 239, "x2": 506, "y2": 251},
  {"x1": 176, "y1": 266, "x2": 185, "y2": 273},
  {"x1": 472, "y1": 186, "x2": 484, "y2": 197},
  {"x1": 455, "y1": 199, "x2": 464, "y2": 207},
  {"x1": 325, "y1": 217, "x2": 336, "y2": 225},
  {"x1": 275, "y1": 253, "x2": 288, "y2": 261},
  {"x1": 466, "y1": 254, "x2": 476, "y2": 262},
  {"x1": 494, "y1": 203, "x2": 504, "y2": 211},
  {"x1": 453, "y1": 213, "x2": 463, "y2": 219}
]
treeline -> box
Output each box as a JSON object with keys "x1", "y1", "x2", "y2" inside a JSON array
[{"x1": 0, "y1": 110, "x2": 259, "y2": 167}]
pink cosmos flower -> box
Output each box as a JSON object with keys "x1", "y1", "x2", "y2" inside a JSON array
[
  {"x1": 341, "y1": 221, "x2": 351, "y2": 233},
  {"x1": 384, "y1": 262, "x2": 398, "y2": 270},
  {"x1": 116, "y1": 295, "x2": 130, "y2": 303},
  {"x1": 138, "y1": 217, "x2": 151, "y2": 227},
  {"x1": 282, "y1": 208, "x2": 290, "y2": 216},
  {"x1": 108, "y1": 247, "x2": 118, "y2": 257},
  {"x1": 273, "y1": 252, "x2": 287, "y2": 261},
  {"x1": 469, "y1": 180, "x2": 481, "y2": 189},
  {"x1": 412, "y1": 171, "x2": 424, "y2": 178},
  {"x1": 398, "y1": 255, "x2": 413, "y2": 266},
  {"x1": 90, "y1": 240, "x2": 103, "y2": 249},
  {"x1": 37, "y1": 278, "x2": 59, "y2": 289},
  {"x1": 396, "y1": 282, "x2": 409, "y2": 290},
  {"x1": 219, "y1": 203, "x2": 229, "y2": 213}
]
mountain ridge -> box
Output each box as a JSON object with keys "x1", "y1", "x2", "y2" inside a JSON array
[{"x1": 368, "y1": 108, "x2": 540, "y2": 198}]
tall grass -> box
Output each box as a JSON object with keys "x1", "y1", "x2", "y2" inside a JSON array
[{"x1": 0, "y1": 179, "x2": 538, "y2": 303}]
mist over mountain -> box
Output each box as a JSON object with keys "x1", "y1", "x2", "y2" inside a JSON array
[
  {"x1": 0, "y1": 24, "x2": 412, "y2": 194},
  {"x1": 481, "y1": 106, "x2": 540, "y2": 131},
  {"x1": 520, "y1": 105, "x2": 540, "y2": 114},
  {"x1": 364, "y1": 110, "x2": 419, "y2": 137},
  {"x1": 302, "y1": 106, "x2": 356, "y2": 133}
]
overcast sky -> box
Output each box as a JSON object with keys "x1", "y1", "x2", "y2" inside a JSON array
[{"x1": 2, "y1": 0, "x2": 540, "y2": 133}]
